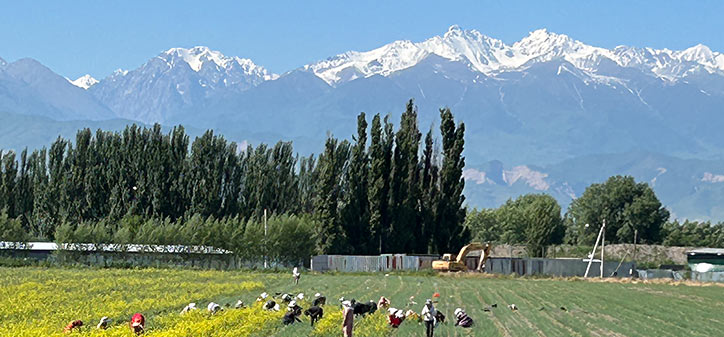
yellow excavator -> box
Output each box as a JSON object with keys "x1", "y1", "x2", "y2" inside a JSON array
[{"x1": 432, "y1": 243, "x2": 492, "y2": 272}]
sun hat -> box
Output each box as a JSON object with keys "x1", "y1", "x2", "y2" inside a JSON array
[
  {"x1": 315, "y1": 293, "x2": 321, "y2": 298},
  {"x1": 208, "y1": 302, "x2": 220, "y2": 312},
  {"x1": 260, "y1": 292, "x2": 268, "y2": 299},
  {"x1": 454, "y1": 308, "x2": 463, "y2": 316},
  {"x1": 288, "y1": 300, "x2": 297, "y2": 308},
  {"x1": 297, "y1": 293, "x2": 304, "y2": 300},
  {"x1": 342, "y1": 300, "x2": 352, "y2": 307}
]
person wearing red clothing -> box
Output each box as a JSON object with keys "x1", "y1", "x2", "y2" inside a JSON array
[
  {"x1": 130, "y1": 313, "x2": 145, "y2": 334},
  {"x1": 64, "y1": 320, "x2": 83, "y2": 333},
  {"x1": 387, "y1": 308, "x2": 405, "y2": 328}
]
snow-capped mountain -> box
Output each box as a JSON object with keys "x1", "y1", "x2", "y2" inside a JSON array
[
  {"x1": 90, "y1": 46, "x2": 277, "y2": 123},
  {"x1": 0, "y1": 56, "x2": 7, "y2": 70},
  {"x1": 305, "y1": 25, "x2": 724, "y2": 86},
  {"x1": 69, "y1": 74, "x2": 99, "y2": 89},
  {"x1": 4, "y1": 26, "x2": 724, "y2": 219}
]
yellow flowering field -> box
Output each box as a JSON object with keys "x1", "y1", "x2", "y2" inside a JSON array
[{"x1": 0, "y1": 267, "x2": 395, "y2": 337}]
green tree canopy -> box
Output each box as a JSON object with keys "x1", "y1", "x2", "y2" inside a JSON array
[{"x1": 565, "y1": 175, "x2": 670, "y2": 245}]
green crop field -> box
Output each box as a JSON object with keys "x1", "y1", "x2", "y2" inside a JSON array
[{"x1": 2, "y1": 267, "x2": 722, "y2": 337}]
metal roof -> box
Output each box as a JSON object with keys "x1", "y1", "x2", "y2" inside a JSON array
[
  {"x1": 0, "y1": 241, "x2": 231, "y2": 254},
  {"x1": 686, "y1": 248, "x2": 724, "y2": 255}
]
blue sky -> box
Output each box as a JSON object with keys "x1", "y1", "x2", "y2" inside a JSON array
[{"x1": 1, "y1": 0, "x2": 723, "y2": 79}]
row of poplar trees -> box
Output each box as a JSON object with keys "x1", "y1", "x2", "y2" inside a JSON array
[{"x1": 0, "y1": 100, "x2": 468, "y2": 255}]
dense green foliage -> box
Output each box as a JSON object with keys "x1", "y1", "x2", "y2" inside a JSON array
[
  {"x1": 661, "y1": 220, "x2": 724, "y2": 248},
  {"x1": 466, "y1": 177, "x2": 724, "y2": 251},
  {"x1": 0, "y1": 100, "x2": 468, "y2": 259},
  {"x1": 565, "y1": 176, "x2": 670, "y2": 245},
  {"x1": 466, "y1": 194, "x2": 564, "y2": 256}
]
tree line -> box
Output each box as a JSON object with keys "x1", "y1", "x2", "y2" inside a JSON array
[
  {"x1": 0, "y1": 100, "x2": 469, "y2": 258},
  {"x1": 466, "y1": 175, "x2": 724, "y2": 256}
]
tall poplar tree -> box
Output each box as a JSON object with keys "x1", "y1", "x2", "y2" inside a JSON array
[{"x1": 436, "y1": 108, "x2": 469, "y2": 252}]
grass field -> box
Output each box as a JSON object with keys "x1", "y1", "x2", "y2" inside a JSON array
[{"x1": 1, "y1": 267, "x2": 722, "y2": 337}]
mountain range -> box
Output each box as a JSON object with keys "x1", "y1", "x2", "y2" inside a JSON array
[{"x1": 2, "y1": 25, "x2": 724, "y2": 220}]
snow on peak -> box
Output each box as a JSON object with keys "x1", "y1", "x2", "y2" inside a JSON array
[
  {"x1": 0, "y1": 56, "x2": 6, "y2": 68},
  {"x1": 305, "y1": 25, "x2": 724, "y2": 85},
  {"x1": 69, "y1": 74, "x2": 99, "y2": 89},
  {"x1": 444, "y1": 24, "x2": 464, "y2": 37},
  {"x1": 161, "y1": 46, "x2": 277, "y2": 80}
]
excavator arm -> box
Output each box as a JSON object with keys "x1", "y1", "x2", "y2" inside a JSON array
[
  {"x1": 455, "y1": 243, "x2": 487, "y2": 264},
  {"x1": 433, "y1": 242, "x2": 492, "y2": 272}
]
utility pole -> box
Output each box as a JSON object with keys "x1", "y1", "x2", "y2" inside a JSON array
[
  {"x1": 632, "y1": 229, "x2": 638, "y2": 276},
  {"x1": 264, "y1": 209, "x2": 268, "y2": 269},
  {"x1": 584, "y1": 220, "x2": 606, "y2": 278},
  {"x1": 600, "y1": 219, "x2": 605, "y2": 278}
]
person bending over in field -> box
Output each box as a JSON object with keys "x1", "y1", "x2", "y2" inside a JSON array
[
  {"x1": 304, "y1": 305, "x2": 324, "y2": 326},
  {"x1": 207, "y1": 302, "x2": 223, "y2": 314},
  {"x1": 313, "y1": 293, "x2": 326, "y2": 306},
  {"x1": 282, "y1": 301, "x2": 303, "y2": 325},
  {"x1": 288, "y1": 300, "x2": 303, "y2": 316},
  {"x1": 387, "y1": 308, "x2": 405, "y2": 328},
  {"x1": 130, "y1": 313, "x2": 145, "y2": 335},
  {"x1": 454, "y1": 308, "x2": 474, "y2": 328},
  {"x1": 378, "y1": 296, "x2": 390, "y2": 309},
  {"x1": 97, "y1": 317, "x2": 111, "y2": 330},
  {"x1": 405, "y1": 309, "x2": 421, "y2": 323},
  {"x1": 64, "y1": 320, "x2": 83, "y2": 333},
  {"x1": 264, "y1": 300, "x2": 280, "y2": 311},
  {"x1": 181, "y1": 302, "x2": 197, "y2": 314}
]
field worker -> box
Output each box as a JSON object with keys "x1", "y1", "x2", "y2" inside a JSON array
[
  {"x1": 64, "y1": 320, "x2": 83, "y2": 333},
  {"x1": 342, "y1": 300, "x2": 354, "y2": 337},
  {"x1": 292, "y1": 267, "x2": 301, "y2": 285},
  {"x1": 313, "y1": 293, "x2": 327, "y2": 306},
  {"x1": 208, "y1": 302, "x2": 222, "y2": 314},
  {"x1": 130, "y1": 313, "x2": 145, "y2": 335},
  {"x1": 281, "y1": 293, "x2": 293, "y2": 303},
  {"x1": 405, "y1": 309, "x2": 421, "y2": 323},
  {"x1": 282, "y1": 306, "x2": 303, "y2": 325},
  {"x1": 97, "y1": 317, "x2": 111, "y2": 330},
  {"x1": 378, "y1": 296, "x2": 390, "y2": 309},
  {"x1": 454, "y1": 308, "x2": 474, "y2": 328},
  {"x1": 235, "y1": 300, "x2": 245, "y2": 309},
  {"x1": 181, "y1": 302, "x2": 197, "y2": 314},
  {"x1": 421, "y1": 299, "x2": 437, "y2": 337},
  {"x1": 257, "y1": 292, "x2": 269, "y2": 302},
  {"x1": 304, "y1": 305, "x2": 324, "y2": 327},
  {"x1": 264, "y1": 300, "x2": 280, "y2": 311},
  {"x1": 288, "y1": 300, "x2": 302, "y2": 315},
  {"x1": 387, "y1": 308, "x2": 405, "y2": 328}
]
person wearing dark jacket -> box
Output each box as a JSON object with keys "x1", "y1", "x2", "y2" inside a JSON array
[{"x1": 304, "y1": 306, "x2": 324, "y2": 326}]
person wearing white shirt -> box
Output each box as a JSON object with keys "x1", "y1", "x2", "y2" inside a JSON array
[{"x1": 421, "y1": 299, "x2": 437, "y2": 337}]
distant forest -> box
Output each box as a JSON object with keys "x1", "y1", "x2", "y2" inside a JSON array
[{"x1": 0, "y1": 100, "x2": 721, "y2": 265}]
